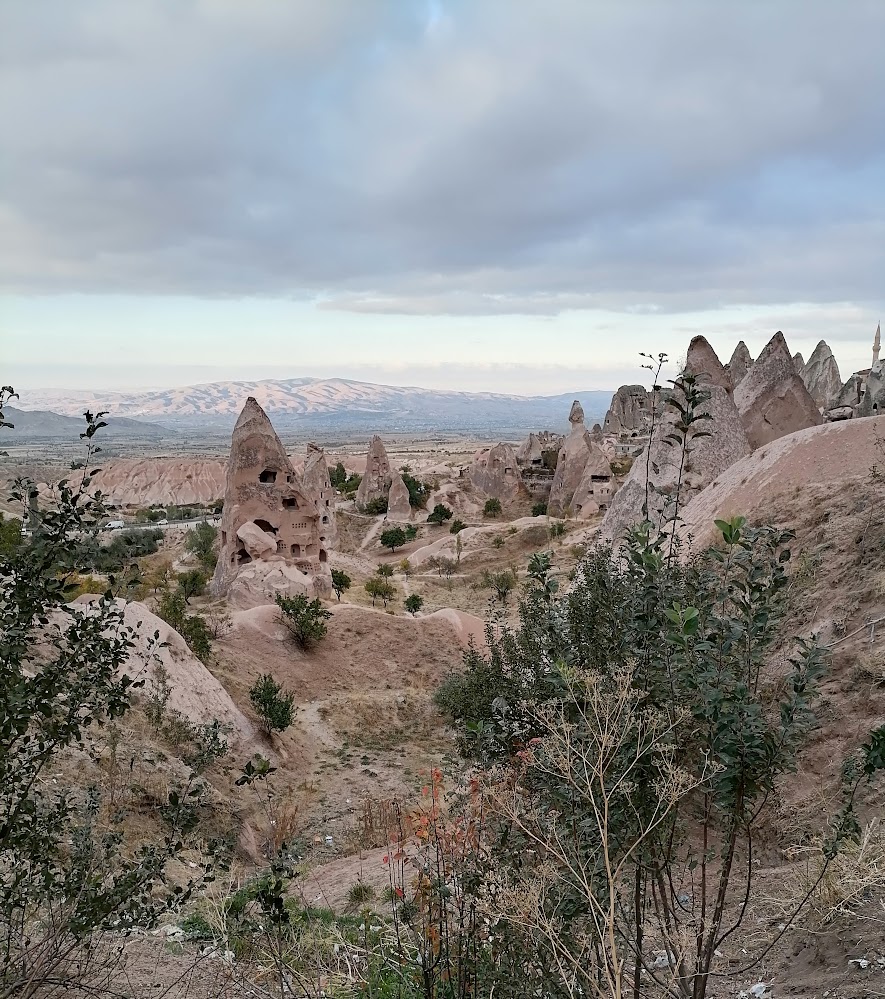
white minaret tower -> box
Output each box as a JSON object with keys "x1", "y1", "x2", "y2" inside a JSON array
[{"x1": 874, "y1": 323, "x2": 881, "y2": 367}]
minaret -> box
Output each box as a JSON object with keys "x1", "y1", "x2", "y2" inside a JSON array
[{"x1": 874, "y1": 323, "x2": 881, "y2": 367}]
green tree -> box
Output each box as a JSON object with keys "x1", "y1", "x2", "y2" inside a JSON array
[
  {"x1": 331, "y1": 568, "x2": 351, "y2": 601},
  {"x1": 275, "y1": 593, "x2": 331, "y2": 649},
  {"x1": 449, "y1": 518, "x2": 466, "y2": 534},
  {"x1": 427, "y1": 504, "x2": 453, "y2": 525},
  {"x1": 329, "y1": 462, "x2": 347, "y2": 488},
  {"x1": 363, "y1": 496, "x2": 388, "y2": 515},
  {"x1": 379, "y1": 526, "x2": 407, "y2": 552},
  {"x1": 405, "y1": 524, "x2": 419, "y2": 541},
  {"x1": 365, "y1": 577, "x2": 396, "y2": 607},
  {"x1": 405, "y1": 594, "x2": 424, "y2": 615},
  {"x1": 485, "y1": 568, "x2": 516, "y2": 603},
  {"x1": 376, "y1": 563, "x2": 394, "y2": 579},
  {"x1": 483, "y1": 497, "x2": 502, "y2": 518},
  {"x1": 176, "y1": 568, "x2": 207, "y2": 604},
  {"x1": 0, "y1": 392, "x2": 211, "y2": 997},
  {"x1": 249, "y1": 674, "x2": 296, "y2": 736},
  {"x1": 400, "y1": 466, "x2": 432, "y2": 509},
  {"x1": 531, "y1": 502, "x2": 547, "y2": 517},
  {"x1": 0, "y1": 514, "x2": 22, "y2": 557},
  {"x1": 184, "y1": 520, "x2": 218, "y2": 570}
]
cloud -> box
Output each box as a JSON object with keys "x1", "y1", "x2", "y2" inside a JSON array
[{"x1": 1, "y1": 0, "x2": 884, "y2": 315}]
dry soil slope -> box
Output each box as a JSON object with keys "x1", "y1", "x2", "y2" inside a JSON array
[{"x1": 680, "y1": 416, "x2": 885, "y2": 549}]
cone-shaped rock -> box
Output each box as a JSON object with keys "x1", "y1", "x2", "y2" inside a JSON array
[
  {"x1": 734, "y1": 332, "x2": 822, "y2": 448},
  {"x1": 801, "y1": 341, "x2": 842, "y2": 409},
  {"x1": 212, "y1": 397, "x2": 331, "y2": 601},
  {"x1": 599, "y1": 337, "x2": 751, "y2": 544},
  {"x1": 549, "y1": 401, "x2": 614, "y2": 518},
  {"x1": 793, "y1": 352, "x2": 806, "y2": 375},
  {"x1": 386, "y1": 473, "x2": 413, "y2": 522},
  {"x1": 469, "y1": 442, "x2": 521, "y2": 503},
  {"x1": 355, "y1": 435, "x2": 392, "y2": 511},
  {"x1": 603, "y1": 385, "x2": 652, "y2": 435},
  {"x1": 726, "y1": 341, "x2": 754, "y2": 387},
  {"x1": 302, "y1": 442, "x2": 338, "y2": 549}
]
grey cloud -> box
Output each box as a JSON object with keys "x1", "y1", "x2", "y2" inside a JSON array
[{"x1": 1, "y1": 0, "x2": 884, "y2": 313}]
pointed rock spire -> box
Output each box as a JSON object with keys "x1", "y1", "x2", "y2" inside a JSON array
[
  {"x1": 793, "y1": 352, "x2": 805, "y2": 375},
  {"x1": 568, "y1": 399, "x2": 585, "y2": 426},
  {"x1": 726, "y1": 341, "x2": 754, "y2": 387},
  {"x1": 800, "y1": 341, "x2": 842, "y2": 409},
  {"x1": 355, "y1": 435, "x2": 392, "y2": 511},
  {"x1": 734, "y1": 332, "x2": 822, "y2": 448}
]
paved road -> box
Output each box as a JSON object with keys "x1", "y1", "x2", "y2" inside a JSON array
[{"x1": 105, "y1": 517, "x2": 220, "y2": 533}]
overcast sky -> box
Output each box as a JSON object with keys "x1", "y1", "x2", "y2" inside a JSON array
[{"x1": 2, "y1": 0, "x2": 884, "y2": 394}]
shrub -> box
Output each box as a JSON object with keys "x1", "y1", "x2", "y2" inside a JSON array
[
  {"x1": 276, "y1": 593, "x2": 331, "y2": 649},
  {"x1": 449, "y1": 519, "x2": 466, "y2": 534},
  {"x1": 491, "y1": 536, "x2": 505, "y2": 549},
  {"x1": 0, "y1": 513, "x2": 23, "y2": 556},
  {"x1": 404, "y1": 524, "x2": 419, "y2": 541},
  {"x1": 400, "y1": 467, "x2": 431, "y2": 509},
  {"x1": 376, "y1": 563, "x2": 394, "y2": 579},
  {"x1": 331, "y1": 568, "x2": 351, "y2": 601},
  {"x1": 405, "y1": 594, "x2": 424, "y2": 615},
  {"x1": 249, "y1": 674, "x2": 296, "y2": 735},
  {"x1": 531, "y1": 502, "x2": 548, "y2": 517},
  {"x1": 176, "y1": 568, "x2": 207, "y2": 604},
  {"x1": 365, "y1": 577, "x2": 396, "y2": 607},
  {"x1": 184, "y1": 520, "x2": 218, "y2": 570},
  {"x1": 379, "y1": 526, "x2": 407, "y2": 552},
  {"x1": 363, "y1": 496, "x2": 388, "y2": 515},
  {"x1": 483, "y1": 498, "x2": 502, "y2": 518},
  {"x1": 427, "y1": 504, "x2": 453, "y2": 525},
  {"x1": 548, "y1": 520, "x2": 566, "y2": 539}
]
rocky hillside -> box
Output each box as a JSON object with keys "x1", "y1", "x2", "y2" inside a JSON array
[
  {"x1": 3, "y1": 406, "x2": 173, "y2": 440},
  {"x1": 15, "y1": 379, "x2": 613, "y2": 433}
]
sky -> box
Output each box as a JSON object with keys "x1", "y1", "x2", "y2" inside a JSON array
[{"x1": 2, "y1": 0, "x2": 884, "y2": 396}]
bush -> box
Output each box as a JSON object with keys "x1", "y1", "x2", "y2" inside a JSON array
[
  {"x1": 157, "y1": 591, "x2": 213, "y2": 661},
  {"x1": 379, "y1": 526, "x2": 407, "y2": 552},
  {"x1": 548, "y1": 520, "x2": 566, "y2": 539},
  {"x1": 427, "y1": 504, "x2": 453, "y2": 525},
  {"x1": 405, "y1": 524, "x2": 419, "y2": 541},
  {"x1": 405, "y1": 594, "x2": 424, "y2": 615},
  {"x1": 184, "y1": 520, "x2": 218, "y2": 570},
  {"x1": 331, "y1": 568, "x2": 351, "y2": 601},
  {"x1": 483, "y1": 498, "x2": 502, "y2": 518},
  {"x1": 249, "y1": 674, "x2": 296, "y2": 735},
  {"x1": 377, "y1": 563, "x2": 394, "y2": 579},
  {"x1": 176, "y1": 568, "x2": 207, "y2": 604},
  {"x1": 531, "y1": 502, "x2": 548, "y2": 517},
  {"x1": 0, "y1": 513, "x2": 23, "y2": 556},
  {"x1": 363, "y1": 496, "x2": 388, "y2": 515},
  {"x1": 400, "y1": 467, "x2": 431, "y2": 509},
  {"x1": 365, "y1": 577, "x2": 396, "y2": 607},
  {"x1": 276, "y1": 594, "x2": 331, "y2": 649},
  {"x1": 450, "y1": 519, "x2": 466, "y2": 534}
]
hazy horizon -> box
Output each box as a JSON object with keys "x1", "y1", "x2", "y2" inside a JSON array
[{"x1": 2, "y1": 1, "x2": 884, "y2": 395}]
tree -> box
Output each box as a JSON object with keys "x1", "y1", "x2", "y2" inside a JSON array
[
  {"x1": 176, "y1": 568, "x2": 207, "y2": 604},
  {"x1": 449, "y1": 518, "x2": 466, "y2": 534},
  {"x1": 249, "y1": 674, "x2": 296, "y2": 736},
  {"x1": 0, "y1": 513, "x2": 22, "y2": 556},
  {"x1": 405, "y1": 594, "x2": 424, "y2": 615},
  {"x1": 379, "y1": 526, "x2": 407, "y2": 552},
  {"x1": 331, "y1": 568, "x2": 351, "y2": 601},
  {"x1": 405, "y1": 524, "x2": 419, "y2": 541},
  {"x1": 184, "y1": 520, "x2": 218, "y2": 570},
  {"x1": 276, "y1": 593, "x2": 331, "y2": 649},
  {"x1": 427, "y1": 504, "x2": 453, "y2": 525},
  {"x1": 0, "y1": 392, "x2": 211, "y2": 997},
  {"x1": 376, "y1": 563, "x2": 394, "y2": 579},
  {"x1": 363, "y1": 496, "x2": 388, "y2": 515},
  {"x1": 485, "y1": 568, "x2": 516, "y2": 603},
  {"x1": 365, "y1": 577, "x2": 396, "y2": 607},
  {"x1": 329, "y1": 461, "x2": 347, "y2": 488},
  {"x1": 157, "y1": 591, "x2": 213, "y2": 662},
  {"x1": 400, "y1": 466, "x2": 431, "y2": 509},
  {"x1": 531, "y1": 502, "x2": 547, "y2": 517},
  {"x1": 483, "y1": 497, "x2": 502, "y2": 518}
]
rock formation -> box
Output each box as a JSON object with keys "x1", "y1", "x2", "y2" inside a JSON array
[
  {"x1": 516, "y1": 431, "x2": 562, "y2": 468},
  {"x1": 800, "y1": 341, "x2": 842, "y2": 410},
  {"x1": 211, "y1": 397, "x2": 331, "y2": 604},
  {"x1": 792, "y1": 352, "x2": 805, "y2": 376},
  {"x1": 355, "y1": 435, "x2": 392, "y2": 510},
  {"x1": 386, "y1": 473, "x2": 413, "y2": 522},
  {"x1": 734, "y1": 332, "x2": 822, "y2": 449},
  {"x1": 599, "y1": 336, "x2": 751, "y2": 544},
  {"x1": 603, "y1": 385, "x2": 652, "y2": 436},
  {"x1": 825, "y1": 325, "x2": 884, "y2": 422},
  {"x1": 726, "y1": 341, "x2": 754, "y2": 387},
  {"x1": 469, "y1": 442, "x2": 521, "y2": 503},
  {"x1": 548, "y1": 401, "x2": 613, "y2": 518},
  {"x1": 302, "y1": 443, "x2": 338, "y2": 548},
  {"x1": 93, "y1": 459, "x2": 226, "y2": 507}
]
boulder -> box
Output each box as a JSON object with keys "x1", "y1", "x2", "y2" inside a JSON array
[
  {"x1": 355, "y1": 435, "x2": 392, "y2": 510},
  {"x1": 236, "y1": 521, "x2": 278, "y2": 559},
  {"x1": 726, "y1": 341, "x2": 754, "y2": 387},
  {"x1": 800, "y1": 341, "x2": 842, "y2": 409},
  {"x1": 734, "y1": 332, "x2": 822, "y2": 449},
  {"x1": 599, "y1": 336, "x2": 751, "y2": 545},
  {"x1": 386, "y1": 473, "x2": 413, "y2": 522}
]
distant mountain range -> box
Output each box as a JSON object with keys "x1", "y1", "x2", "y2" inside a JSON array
[
  {"x1": 4, "y1": 406, "x2": 174, "y2": 440},
  {"x1": 14, "y1": 378, "x2": 615, "y2": 434}
]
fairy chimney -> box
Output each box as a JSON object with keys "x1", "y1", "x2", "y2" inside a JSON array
[
  {"x1": 302, "y1": 442, "x2": 338, "y2": 549},
  {"x1": 800, "y1": 341, "x2": 842, "y2": 410},
  {"x1": 211, "y1": 398, "x2": 331, "y2": 600},
  {"x1": 355, "y1": 435, "x2": 392, "y2": 511},
  {"x1": 549, "y1": 400, "x2": 614, "y2": 518}
]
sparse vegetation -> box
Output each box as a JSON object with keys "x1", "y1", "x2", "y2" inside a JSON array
[
  {"x1": 365, "y1": 577, "x2": 396, "y2": 607},
  {"x1": 483, "y1": 497, "x2": 502, "y2": 518},
  {"x1": 531, "y1": 501, "x2": 547, "y2": 517},
  {"x1": 249, "y1": 673, "x2": 296, "y2": 736},
  {"x1": 276, "y1": 593, "x2": 331, "y2": 649}
]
